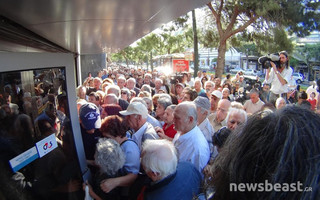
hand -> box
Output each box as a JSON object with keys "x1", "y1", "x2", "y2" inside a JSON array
[
  {"x1": 270, "y1": 61, "x2": 277, "y2": 72},
  {"x1": 100, "y1": 178, "x2": 118, "y2": 193},
  {"x1": 155, "y1": 126, "x2": 165, "y2": 138}
]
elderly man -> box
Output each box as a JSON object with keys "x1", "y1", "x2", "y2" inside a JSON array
[
  {"x1": 210, "y1": 90, "x2": 222, "y2": 113},
  {"x1": 172, "y1": 102, "x2": 210, "y2": 174},
  {"x1": 141, "y1": 139, "x2": 202, "y2": 200},
  {"x1": 208, "y1": 99, "x2": 231, "y2": 131},
  {"x1": 130, "y1": 97, "x2": 162, "y2": 128},
  {"x1": 106, "y1": 85, "x2": 129, "y2": 110},
  {"x1": 227, "y1": 108, "x2": 247, "y2": 130},
  {"x1": 116, "y1": 75, "x2": 126, "y2": 89},
  {"x1": 244, "y1": 88, "x2": 265, "y2": 114},
  {"x1": 204, "y1": 81, "x2": 215, "y2": 98},
  {"x1": 126, "y1": 77, "x2": 140, "y2": 96},
  {"x1": 193, "y1": 96, "x2": 217, "y2": 159},
  {"x1": 154, "y1": 78, "x2": 167, "y2": 94},
  {"x1": 120, "y1": 102, "x2": 159, "y2": 150}
]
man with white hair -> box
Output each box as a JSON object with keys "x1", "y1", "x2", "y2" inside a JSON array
[
  {"x1": 116, "y1": 75, "x2": 126, "y2": 89},
  {"x1": 204, "y1": 81, "x2": 215, "y2": 98},
  {"x1": 126, "y1": 77, "x2": 140, "y2": 95},
  {"x1": 172, "y1": 102, "x2": 210, "y2": 174},
  {"x1": 141, "y1": 139, "x2": 202, "y2": 200},
  {"x1": 227, "y1": 108, "x2": 247, "y2": 130},
  {"x1": 120, "y1": 102, "x2": 159, "y2": 150},
  {"x1": 154, "y1": 78, "x2": 167, "y2": 94},
  {"x1": 193, "y1": 96, "x2": 217, "y2": 159},
  {"x1": 103, "y1": 93, "x2": 119, "y2": 105},
  {"x1": 106, "y1": 85, "x2": 129, "y2": 110}
]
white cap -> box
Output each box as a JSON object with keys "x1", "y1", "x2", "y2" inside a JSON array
[
  {"x1": 119, "y1": 102, "x2": 148, "y2": 118},
  {"x1": 211, "y1": 90, "x2": 222, "y2": 99}
]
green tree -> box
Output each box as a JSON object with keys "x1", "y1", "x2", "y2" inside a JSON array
[
  {"x1": 293, "y1": 43, "x2": 320, "y2": 80},
  {"x1": 204, "y1": 0, "x2": 320, "y2": 78}
]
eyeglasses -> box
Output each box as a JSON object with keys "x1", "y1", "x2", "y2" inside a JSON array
[{"x1": 121, "y1": 92, "x2": 127, "y2": 95}]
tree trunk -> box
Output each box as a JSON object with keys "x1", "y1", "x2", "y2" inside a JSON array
[
  {"x1": 216, "y1": 42, "x2": 226, "y2": 78},
  {"x1": 192, "y1": 9, "x2": 199, "y2": 78},
  {"x1": 150, "y1": 51, "x2": 153, "y2": 71}
]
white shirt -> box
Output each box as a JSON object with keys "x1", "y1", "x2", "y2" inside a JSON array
[
  {"x1": 265, "y1": 67, "x2": 293, "y2": 94},
  {"x1": 173, "y1": 126, "x2": 210, "y2": 174},
  {"x1": 244, "y1": 99, "x2": 265, "y2": 114}
]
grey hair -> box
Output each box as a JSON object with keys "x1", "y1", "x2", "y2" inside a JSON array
[
  {"x1": 226, "y1": 107, "x2": 248, "y2": 124},
  {"x1": 141, "y1": 139, "x2": 178, "y2": 180},
  {"x1": 204, "y1": 80, "x2": 215, "y2": 88},
  {"x1": 95, "y1": 138, "x2": 125, "y2": 176},
  {"x1": 130, "y1": 97, "x2": 148, "y2": 109},
  {"x1": 193, "y1": 96, "x2": 210, "y2": 116},
  {"x1": 157, "y1": 96, "x2": 172, "y2": 110},
  {"x1": 178, "y1": 101, "x2": 198, "y2": 126},
  {"x1": 154, "y1": 78, "x2": 163, "y2": 84},
  {"x1": 275, "y1": 97, "x2": 286, "y2": 109},
  {"x1": 121, "y1": 88, "x2": 131, "y2": 98},
  {"x1": 104, "y1": 93, "x2": 119, "y2": 104},
  {"x1": 127, "y1": 77, "x2": 136, "y2": 84},
  {"x1": 106, "y1": 85, "x2": 121, "y2": 97},
  {"x1": 141, "y1": 84, "x2": 152, "y2": 93}
]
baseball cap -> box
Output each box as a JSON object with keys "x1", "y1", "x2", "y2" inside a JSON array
[
  {"x1": 79, "y1": 103, "x2": 101, "y2": 130},
  {"x1": 194, "y1": 96, "x2": 210, "y2": 110},
  {"x1": 211, "y1": 90, "x2": 222, "y2": 99},
  {"x1": 119, "y1": 102, "x2": 148, "y2": 118},
  {"x1": 175, "y1": 83, "x2": 185, "y2": 88}
]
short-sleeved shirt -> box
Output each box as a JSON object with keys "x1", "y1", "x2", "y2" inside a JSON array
[
  {"x1": 120, "y1": 139, "x2": 140, "y2": 175},
  {"x1": 173, "y1": 126, "x2": 210, "y2": 174},
  {"x1": 244, "y1": 99, "x2": 265, "y2": 114},
  {"x1": 265, "y1": 67, "x2": 293, "y2": 94}
]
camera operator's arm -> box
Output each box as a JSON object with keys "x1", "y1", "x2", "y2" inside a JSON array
[{"x1": 271, "y1": 62, "x2": 287, "y2": 85}]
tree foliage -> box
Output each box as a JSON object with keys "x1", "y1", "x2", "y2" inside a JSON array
[{"x1": 204, "y1": 0, "x2": 320, "y2": 77}]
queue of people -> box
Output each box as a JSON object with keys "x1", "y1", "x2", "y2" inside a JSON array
[{"x1": 74, "y1": 57, "x2": 319, "y2": 199}]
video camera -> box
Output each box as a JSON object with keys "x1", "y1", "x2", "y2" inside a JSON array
[
  {"x1": 170, "y1": 73, "x2": 183, "y2": 84},
  {"x1": 258, "y1": 53, "x2": 280, "y2": 69}
]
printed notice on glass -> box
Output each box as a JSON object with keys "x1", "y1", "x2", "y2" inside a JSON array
[{"x1": 35, "y1": 133, "x2": 58, "y2": 158}]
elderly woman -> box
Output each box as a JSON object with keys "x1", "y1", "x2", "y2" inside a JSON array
[
  {"x1": 99, "y1": 115, "x2": 140, "y2": 197},
  {"x1": 155, "y1": 96, "x2": 172, "y2": 125},
  {"x1": 120, "y1": 88, "x2": 131, "y2": 102},
  {"x1": 85, "y1": 138, "x2": 125, "y2": 200},
  {"x1": 155, "y1": 105, "x2": 177, "y2": 141}
]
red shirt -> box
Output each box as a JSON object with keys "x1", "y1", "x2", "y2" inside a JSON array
[
  {"x1": 308, "y1": 99, "x2": 317, "y2": 110},
  {"x1": 163, "y1": 123, "x2": 177, "y2": 138}
]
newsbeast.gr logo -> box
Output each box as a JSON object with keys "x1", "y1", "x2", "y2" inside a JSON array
[{"x1": 230, "y1": 180, "x2": 312, "y2": 192}]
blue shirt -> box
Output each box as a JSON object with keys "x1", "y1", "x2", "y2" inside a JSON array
[
  {"x1": 120, "y1": 139, "x2": 140, "y2": 175},
  {"x1": 144, "y1": 162, "x2": 202, "y2": 200}
]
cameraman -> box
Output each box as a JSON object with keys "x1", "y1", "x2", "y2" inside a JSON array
[{"x1": 264, "y1": 51, "x2": 293, "y2": 105}]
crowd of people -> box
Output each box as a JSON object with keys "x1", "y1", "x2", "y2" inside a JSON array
[
  {"x1": 74, "y1": 51, "x2": 319, "y2": 199},
  {"x1": 0, "y1": 50, "x2": 320, "y2": 199}
]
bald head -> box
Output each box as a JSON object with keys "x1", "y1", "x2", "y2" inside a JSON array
[
  {"x1": 173, "y1": 102, "x2": 197, "y2": 134},
  {"x1": 216, "y1": 99, "x2": 231, "y2": 123}
]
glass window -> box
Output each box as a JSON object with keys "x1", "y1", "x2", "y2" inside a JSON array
[{"x1": 0, "y1": 67, "x2": 83, "y2": 199}]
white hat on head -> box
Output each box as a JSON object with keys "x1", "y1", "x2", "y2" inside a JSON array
[
  {"x1": 119, "y1": 102, "x2": 148, "y2": 118},
  {"x1": 211, "y1": 90, "x2": 222, "y2": 99}
]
